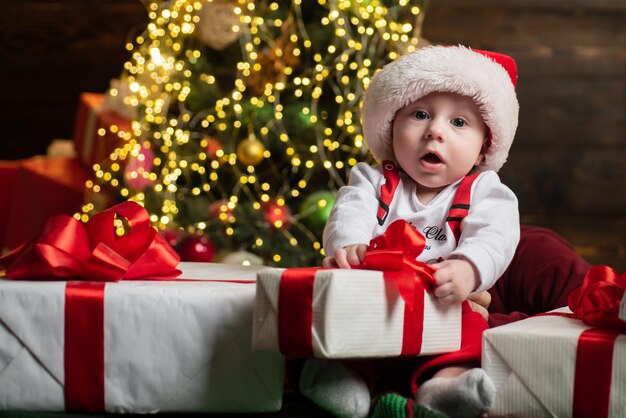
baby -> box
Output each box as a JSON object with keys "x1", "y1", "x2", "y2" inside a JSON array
[{"x1": 301, "y1": 46, "x2": 521, "y2": 418}]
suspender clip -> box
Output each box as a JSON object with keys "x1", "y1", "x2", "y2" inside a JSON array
[{"x1": 377, "y1": 199, "x2": 390, "y2": 226}]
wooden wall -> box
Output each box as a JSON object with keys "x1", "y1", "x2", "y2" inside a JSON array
[
  {"x1": 2, "y1": 0, "x2": 625, "y2": 268},
  {"x1": 1, "y1": 0, "x2": 147, "y2": 160},
  {"x1": 421, "y1": 0, "x2": 626, "y2": 269}
]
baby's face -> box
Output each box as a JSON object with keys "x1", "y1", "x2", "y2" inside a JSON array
[{"x1": 391, "y1": 92, "x2": 487, "y2": 192}]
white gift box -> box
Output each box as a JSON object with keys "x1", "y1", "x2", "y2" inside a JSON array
[
  {"x1": 483, "y1": 308, "x2": 626, "y2": 418},
  {"x1": 252, "y1": 267, "x2": 461, "y2": 358},
  {"x1": 0, "y1": 262, "x2": 284, "y2": 413}
]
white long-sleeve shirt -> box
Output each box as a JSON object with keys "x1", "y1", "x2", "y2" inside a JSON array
[{"x1": 323, "y1": 162, "x2": 520, "y2": 293}]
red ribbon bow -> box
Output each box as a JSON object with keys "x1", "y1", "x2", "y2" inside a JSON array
[
  {"x1": 0, "y1": 201, "x2": 181, "y2": 281},
  {"x1": 568, "y1": 265, "x2": 626, "y2": 332},
  {"x1": 361, "y1": 219, "x2": 437, "y2": 307}
]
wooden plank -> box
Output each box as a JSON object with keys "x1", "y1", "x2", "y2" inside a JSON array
[
  {"x1": 500, "y1": 148, "x2": 626, "y2": 215},
  {"x1": 512, "y1": 48, "x2": 626, "y2": 79},
  {"x1": 1, "y1": 0, "x2": 147, "y2": 158},
  {"x1": 515, "y1": 79, "x2": 626, "y2": 147},
  {"x1": 422, "y1": 8, "x2": 626, "y2": 79},
  {"x1": 423, "y1": 0, "x2": 626, "y2": 12},
  {"x1": 522, "y1": 214, "x2": 626, "y2": 271}
]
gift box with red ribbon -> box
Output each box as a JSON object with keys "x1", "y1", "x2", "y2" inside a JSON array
[
  {"x1": 483, "y1": 265, "x2": 626, "y2": 418},
  {"x1": 0, "y1": 202, "x2": 283, "y2": 413},
  {"x1": 73, "y1": 93, "x2": 132, "y2": 169},
  {"x1": 252, "y1": 220, "x2": 462, "y2": 359}
]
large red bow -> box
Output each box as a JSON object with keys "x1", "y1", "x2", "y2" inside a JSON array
[
  {"x1": 358, "y1": 219, "x2": 437, "y2": 308},
  {"x1": 568, "y1": 265, "x2": 626, "y2": 331},
  {"x1": 0, "y1": 201, "x2": 181, "y2": 281}
]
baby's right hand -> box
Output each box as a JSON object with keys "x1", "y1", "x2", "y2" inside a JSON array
[{"x1": 322, "y1": 244, "x2": 368, "y2": 269}]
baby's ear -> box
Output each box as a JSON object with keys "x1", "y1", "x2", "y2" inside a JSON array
[
  {"x1": 475, "y1": 133, "x2": 491, "y2": 166},
  {"x1": 474, "y1": 152, "x2": 485, "y2": 167}
]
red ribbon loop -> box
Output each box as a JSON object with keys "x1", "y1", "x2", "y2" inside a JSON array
[
  {"x1": 0, "y1": 201, "x2": 181, "y2": 282},
  {"x1": 359, "y1": 219, "x2": 437, "y2": 308},
  {"x1": 568, "y1": 265, "x2": 626, "y2": 331}
]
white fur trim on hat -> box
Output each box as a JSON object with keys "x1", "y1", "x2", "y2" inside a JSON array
[{"x1": 362, "y1": 45, "x2": 519, "y2": 172}]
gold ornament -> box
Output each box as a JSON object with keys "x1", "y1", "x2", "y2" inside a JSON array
[
  {"x1": 195, "y1": 0, "x2": 241, "y2": 51},
  {"x1": 237, "y1": 137, "x2": 266, "y2": 166}
]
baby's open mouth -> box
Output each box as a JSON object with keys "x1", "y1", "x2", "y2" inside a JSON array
[{"x1": 422, "y1": 153, "x2": 442, "y2": 164}]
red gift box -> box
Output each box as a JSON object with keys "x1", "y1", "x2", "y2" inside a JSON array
[
  {"x1": 73, "y1": 93, "x2": 132, "y2": 169},
  {"x1": 0, "y1": 157, "x2": 88, "y2": 252}
]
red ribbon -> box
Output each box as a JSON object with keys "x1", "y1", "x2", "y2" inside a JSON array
[
  {"x1": 278, "y1": 219, "x2": 437, "y2": 357},
  {"x1": 278, "y1": 267, "x2": 319, "y2": 358},
  {"x1": 572, "y1": 328, "x2": 620, "y2": 418},
  {"x1": 0, "y1": 201, "x2": 183, "y2": 412},
  {"x1": 568, "y1": 265, "x2": 626, "y2": 332},
  {"x1": 64, "y1": 282, "x2": 106, "y2": 412},
  {"x1": 563, "y1": 265, "x2": 626, "y2": 417},
  {"x1": 0, "y1": 201, "x2": 181, "y2": 282}
]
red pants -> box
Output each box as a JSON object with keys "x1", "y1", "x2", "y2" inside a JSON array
[{"x1": 488, "y1": 225, "x2": 590, "y2": 327}]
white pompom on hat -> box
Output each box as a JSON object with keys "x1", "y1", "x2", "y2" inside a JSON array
[{"x1": 362, "y1": 45, "x2": 519, "y2": 173}]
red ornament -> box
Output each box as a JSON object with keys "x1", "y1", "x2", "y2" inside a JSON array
[
  {"x1": 124, "y1": 144, "x2": 156, "y2": 192},
  {"x1": 178, "y1": 235, "x2": 216, "y2": 262},
  {"x1": 159, "y1": 228, "x2": 183, "y2": 248},
  {"x1": 208, "y1": 199, "x2": 233, "y2": 222},
  {"x1": 205, "y1": 136, "x2": 223, "y2": 159},
  {"x1": 263, "y1": 200, "x2": 291, "y2": 229}
]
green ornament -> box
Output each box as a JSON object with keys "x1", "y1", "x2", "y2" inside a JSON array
[
  {"x1": 284, "y1": 102, "x2": 315, "y2": 134},
  {"x1": 299, "y1": 190, "x2": 336, "y2": 232}
]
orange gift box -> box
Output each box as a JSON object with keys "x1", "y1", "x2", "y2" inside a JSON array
[{"x1": 73, "y1": 93, "x2": 132, "y2": 169}]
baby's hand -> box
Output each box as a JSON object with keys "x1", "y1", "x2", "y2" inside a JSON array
[
  {"x1": 322, "y1": 244, "x2": 368, "y2": 269},
  {"x1": 431, "y1": 258, "x2": 479, "y2": 304}
]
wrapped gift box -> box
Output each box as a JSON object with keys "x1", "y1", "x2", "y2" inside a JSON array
[
  {"x1": 252, "y1": 267, "x2": 462, "y2": 358},
  {"x1": 0, "y1": 262, "x2": 284, "y2": 413},
  {"x1": 483, "y1": 308, "x2": 626, "y2": 418},
  {"x1": 73, "y1": 92, "x2": 132, "y2": 169},
  {"x1": 0, "y1": 156, "x2": 88, "y2": 252}
]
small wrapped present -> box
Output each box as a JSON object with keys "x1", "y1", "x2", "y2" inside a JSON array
[
  {"x1": 73, "y1": 92, "x2": 132, "y2": 169},
  {"x1": 0, "y1": 156, "x2": 88, "y2": 251},
  {"x1": 252, "y1": 266, "x2": 461, "y2": 359},
  {"x1": 0, "y1": 202, "x2": 283, "y2": 413},
  {"x1": 483, "y1": 265, "x2": 626, "y2": 418},
  {"x1": 252, "y1": 220, "x2": 462, "y2": 359}
]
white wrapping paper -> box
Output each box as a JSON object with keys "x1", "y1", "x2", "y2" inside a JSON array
[
  {"x1": 252, "y1": 268, "x2": 461, "y2": 358},
  {"x1": 0, "y1": 262, "x2": 284, "y2": 413},
  {"x1": 482, "y1": 308, "x2": 626, "y2": 417}
]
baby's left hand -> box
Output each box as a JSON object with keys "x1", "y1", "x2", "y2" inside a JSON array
[{"x1": 431, "y1": 258, "x2": 479, "y2": 304}]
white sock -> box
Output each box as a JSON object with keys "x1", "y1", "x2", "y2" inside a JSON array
[
  {"x1": 415, "y1": 368, "x2": 495, "y2": 418},
  {"x1": 299, "y1": 359, "x2": 371, "y2": 418}
]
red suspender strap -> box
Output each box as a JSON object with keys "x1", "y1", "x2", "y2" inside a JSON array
[
  {"x1": 377, "y1": 160, "x2": 401, "y2": 226},
  {"x1": 446, "y1": 172, "x2": 481, "y2": 244}
]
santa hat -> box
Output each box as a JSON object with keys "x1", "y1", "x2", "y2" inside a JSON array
[{"x1": 362, "y1": 45, "x2": 519, "y2": 173}]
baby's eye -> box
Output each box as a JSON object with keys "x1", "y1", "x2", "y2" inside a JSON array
[
  {"x1": 451, "y1": 118, "x2": 466, "y2": 127},
  {"x1": 414, "y1": 110, "x2": 429, "y2": 120}
]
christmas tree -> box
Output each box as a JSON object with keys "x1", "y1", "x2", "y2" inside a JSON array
[{"x1": 83, "y1": 0, "x2": 427, "y2": 267}]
